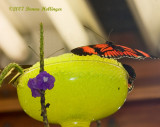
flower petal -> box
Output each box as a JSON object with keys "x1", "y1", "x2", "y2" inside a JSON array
[
  {"x1": 36, "y1": 71, "x2": 55, "y2": 90},
  {"x1": 28, "y1": 78, "x2": 38, "y2": 89},
  {"x1": 31, "y1": 89, "x2": 41, "y2": 98}
]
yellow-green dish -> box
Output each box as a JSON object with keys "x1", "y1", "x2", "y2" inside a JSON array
[{"x1": 17, "y1": 53, "x2": 128, "y2": 127}]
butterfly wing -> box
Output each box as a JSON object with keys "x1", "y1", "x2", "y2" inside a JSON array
[
  {"x1": 71, "y1": 45, "x2": 97, "y2": 56},
  {"x1": 114, "y1": 45, "x2": 155, "y2": 59},
  {"x1": 122, "y1": 64, "x2": 136, "y2": 92},
  {"x1": 71, "y1": 44, "x2": 114, "y2": 57},
  {"x1": 96, "y1": 43, "x2": 156, "y2": 59}
]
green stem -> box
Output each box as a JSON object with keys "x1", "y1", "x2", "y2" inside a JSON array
[
  {"x1": 40, "y1": 23, "x2": 50, "y2": 127},
  {"x1": 40, "y1": 22, "x2": 44, "y2": 72},
  {"x1": 0, "y1": 63, "x2": 23, "y2": 86}
]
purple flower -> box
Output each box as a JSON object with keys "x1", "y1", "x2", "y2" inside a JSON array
[{"x1": 27, "y1": 71, "x2": 55, "y2": 98}]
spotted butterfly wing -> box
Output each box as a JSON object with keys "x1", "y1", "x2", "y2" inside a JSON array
[{"x1": 71, "y1": 41, "x2": 156, "y2": 59}]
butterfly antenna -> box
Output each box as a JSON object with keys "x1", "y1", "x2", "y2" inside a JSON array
[
  {"x1": 84, "y1": 25, "x2": 106, "y2": 41},
  {"x1": 28, "y1": 45, "x2": 39, "y2": 59},
  {"x1": 108, "y1": 28, "x2": 114, "y2": 41},
  {"x1": 47, "y1": 48, "x2": 64, "y2": 58}
]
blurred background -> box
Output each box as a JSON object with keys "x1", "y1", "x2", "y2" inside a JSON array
[{"x1": 0, "y1": 0, "x2": 160, "y2": 127}]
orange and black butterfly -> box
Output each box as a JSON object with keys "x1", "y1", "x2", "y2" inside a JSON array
[
  {"x1": 71, "y1": 41, "x2": 157, "y2": 92},
  {"x1": 71, "y1": 41, "x2": 156, "y2": 59}
]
